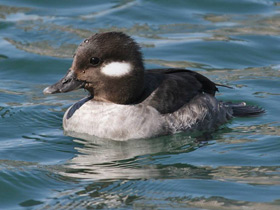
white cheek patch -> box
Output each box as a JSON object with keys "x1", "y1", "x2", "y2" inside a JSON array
[{"x1": 101, "y1": 62, "x2": 132, "y2": 77}]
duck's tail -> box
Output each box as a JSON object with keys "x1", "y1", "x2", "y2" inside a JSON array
[{"x1": 224, "y1": 102, "x2": 265, "y2": 117}]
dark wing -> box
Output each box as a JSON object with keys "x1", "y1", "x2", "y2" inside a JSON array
[{"x1": 141, "y1": 68, "x2": 219, "y2": 114}]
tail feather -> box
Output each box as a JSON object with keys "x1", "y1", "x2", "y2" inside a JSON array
[{"x1": 224, "y1": 102, "x2": 265, "y2": 117}]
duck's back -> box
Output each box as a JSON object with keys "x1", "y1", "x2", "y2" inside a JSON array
[{"x1": 140, "y1": 68, "x2": 219, "y2": 114}]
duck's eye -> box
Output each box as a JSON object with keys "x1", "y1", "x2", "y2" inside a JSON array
[{"x1": 90, "y1": 57, "x2": 100, "y2": 66}]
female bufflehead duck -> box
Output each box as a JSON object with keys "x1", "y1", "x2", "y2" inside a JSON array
[{"x1": 44, "y1": 32, "x2": 264, "y2": 140}]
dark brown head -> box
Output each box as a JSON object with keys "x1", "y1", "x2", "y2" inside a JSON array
[{"x1": 43, "y1": 32, "x2": 145, "y2": 104}]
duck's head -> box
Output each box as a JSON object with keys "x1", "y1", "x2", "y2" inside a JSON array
[{"x1": 43, "y1": 32, "x2": 145, "y2": 104}]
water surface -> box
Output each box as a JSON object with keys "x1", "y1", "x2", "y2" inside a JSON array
[{"x1": 0, "y1": 0, "x2": 280, "y2": 209}]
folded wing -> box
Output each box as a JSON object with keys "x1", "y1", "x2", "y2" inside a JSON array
[{"x1": 142, "y1": 69, "x2": 219, "y2": 114}]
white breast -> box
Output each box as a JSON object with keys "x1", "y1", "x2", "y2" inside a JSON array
[{"x1": 63, "y1": 100, "x2": 166, "y2": 141}]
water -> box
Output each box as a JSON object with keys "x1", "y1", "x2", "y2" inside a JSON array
[{"x1": 0, "y1": 0, "x2": 280, "y2": 209}]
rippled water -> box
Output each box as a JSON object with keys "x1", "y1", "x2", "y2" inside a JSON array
[{"x1": 1, "y1": 0, "x2": 280, "y2": 209}]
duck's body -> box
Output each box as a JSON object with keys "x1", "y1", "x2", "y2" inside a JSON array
[
  {"x1": 44, "y1": 32, "x2": 263, "y2": 141},
  {"x1": 63, "y1": 93, "x2": 231, "y2": 140}
]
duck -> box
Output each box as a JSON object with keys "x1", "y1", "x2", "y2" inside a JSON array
[{"x1": 43, "y1": 32, "x2": 264, "y2": 141}]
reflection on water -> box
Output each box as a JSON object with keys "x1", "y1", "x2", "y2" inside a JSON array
[
  {"x1": 0, "y1": 5, "x2": 30, "y2": 19},
  {"x1": 5, "y1": 38, "x2": 77, "y2": 58},
  {"x1": 62, "y1": 133, "x2": 203, "y2": 180},
  {"x1": 51, "y1": 134, "x2": 280, "y2": 209},
  {"x1": 145, "y1": 58, "x2": 210, "y2": 69},
  {"x1": 62, "y1": 132, "x2": 280, "y2": 185},
  {"x1": 80, "y1": 0, "x2": 139, "y2": 19},
  {"x1": 4, "y1": 5, "x2": 280, "y2": 59}
]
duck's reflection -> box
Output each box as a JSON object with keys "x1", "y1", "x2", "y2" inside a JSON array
[
  {"x1": 62, "y1": 132, "x2": 207, "y2": 180},
  {"x1": 58, "y1": 131, "x2": 280, "y2": 210}
]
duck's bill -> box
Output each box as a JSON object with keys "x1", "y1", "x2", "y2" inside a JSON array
[{"x1": 43, "y1": 70, "x2": 85, "y2": 94}]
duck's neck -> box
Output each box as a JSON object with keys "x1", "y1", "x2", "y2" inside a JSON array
[{"x1": 88, "y1": 68, "x2": 145, "y2": 104}]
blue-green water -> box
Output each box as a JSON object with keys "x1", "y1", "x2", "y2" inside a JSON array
[{"x1": 1, "y1": 0, "x2": 280, "y2": 209}]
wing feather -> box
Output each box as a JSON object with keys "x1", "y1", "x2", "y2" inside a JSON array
[{"x1": 142, "y1": 68, "x2": 219, "y2": 114}]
